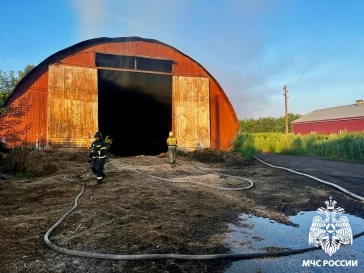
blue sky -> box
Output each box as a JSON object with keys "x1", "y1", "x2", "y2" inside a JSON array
[{"x1": 1, "y1": 0, "x2": 364, "y2": 119}]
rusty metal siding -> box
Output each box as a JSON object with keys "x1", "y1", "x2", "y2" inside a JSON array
[
  {"x1": 60, "y1": 42, "x2": 204, "y2": 76},
  {"x1": 292, "y1": 118, "x2": 364, "y2": 134},
  {"x1": 173, "y1": 76, "x2": 210, "y2": 151},
  {"x1": 61, "y1": 51, "x2": 94, "y2": 67},
  {"x1": 209, "y1": 81, "x2": 239, "y2": 150},
  {"x1": 47, "y1": 65, "x2": 98, "y2": 147},
  {"x1": 0, "y1": 72, "x2": 48, "y2": 148}
]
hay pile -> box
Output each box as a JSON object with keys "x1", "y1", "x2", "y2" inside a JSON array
[
  {"x1": 186, "y1": 148, "x2": 245, "y2": 163},
  {"x1": 159, "y1": 148, "x2": 248, "y2": 163},
  {"x1": 3, "y1": 150, "x2": 87, "y2": 176}
]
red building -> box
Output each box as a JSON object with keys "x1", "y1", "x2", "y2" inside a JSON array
[
  {"x1": 292, "y1": 100, "x2": 364, "y2": 135},
  {"x1": 0, "y1": 37, "x2": 239, "y2": 155}
]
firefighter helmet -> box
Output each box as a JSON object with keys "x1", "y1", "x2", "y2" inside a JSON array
[{"x1": 94, "y1": 132, "x2": 102, "y2": 138}]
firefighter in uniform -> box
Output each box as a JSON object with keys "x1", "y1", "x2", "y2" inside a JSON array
[
  {"x1": 89, "y1": 132, "x2": 108, "y2": 185},
  {"x1": 166, "y1": 131, "x2": 177, "y2": 167}
]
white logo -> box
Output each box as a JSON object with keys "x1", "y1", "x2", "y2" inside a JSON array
[{"x1": 309, "y1": 197, "x2": 353, "y2": 256}]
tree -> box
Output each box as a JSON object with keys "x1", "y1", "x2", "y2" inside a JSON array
[
  {"x1": 239, "y1": 113, "x2": 303, "y2": 133},
  {"x1": 0, "y1": 64, "x2": 35, "y2": 113},
  {"x1": 0, "y1": 65, "x2": 36, "y2": 147},
  {"x1": 17, "y1": 65, "x2": 36, "y2": 81}
]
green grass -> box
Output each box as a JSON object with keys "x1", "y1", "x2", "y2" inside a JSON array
[
  {"x1": 11, "y1": 146, "x2": 36, "y2": 153},
  {"x1": 232, "y1": 132, "x2": 364, "y2": 162},
  {"x1": 231, "y1": 133, "x2": 256, "y2": 161},
  {"x1": 15, "y1": 170, "x2": 33, "y2": 178}
]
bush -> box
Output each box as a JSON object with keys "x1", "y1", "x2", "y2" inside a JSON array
[{"x1": 232, "y1": 133, "x2": 256, "y2": 161}]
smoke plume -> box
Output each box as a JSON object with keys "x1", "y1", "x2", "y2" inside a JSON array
[{"x1": 70, "y1": 0, "x2": 107, "y2": 40}]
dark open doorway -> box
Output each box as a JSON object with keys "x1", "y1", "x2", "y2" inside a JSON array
[{"x1": 97, "y1": 70, "x2": 172, "y2": 156}]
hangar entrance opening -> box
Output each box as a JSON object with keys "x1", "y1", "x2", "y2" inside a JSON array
[{"x1": 98, "y1": 70, "x2": 172, "y2": 156}]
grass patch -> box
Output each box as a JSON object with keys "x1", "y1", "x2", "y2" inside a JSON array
[
  {"x1": 11, "y1": 146, "x2": 36, "y2": 153},
  {"x1": 15, "y1": 170, "x2": 33, "y2": 178},
  {"x1": 233, "y1": 132, "x2": 364, "y2": 162}
]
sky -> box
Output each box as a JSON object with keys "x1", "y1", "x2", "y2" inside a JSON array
[{"x1": 1, "y1": 0, "x2": 364, "y2": 119}]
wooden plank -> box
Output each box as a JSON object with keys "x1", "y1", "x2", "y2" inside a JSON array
[
  {"x1": 47, "y1": 65, "x2": 98, "y2": 147},
  {"x1": 172, "y1": 76, "x2": 210, "y2": 151}
]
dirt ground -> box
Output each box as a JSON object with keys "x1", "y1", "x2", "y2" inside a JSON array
[{"x1": 0, "y1": 150, "x2": 363, "y2": 273}]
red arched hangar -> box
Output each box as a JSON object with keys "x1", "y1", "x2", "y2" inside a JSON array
[{"x1": 0, "y1": 37, "x2": 239, "y2": 156}]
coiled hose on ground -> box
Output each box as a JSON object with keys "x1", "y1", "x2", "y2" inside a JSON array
[{"x1": 44, "y1": 157, "x2": 364, "y2": 260}]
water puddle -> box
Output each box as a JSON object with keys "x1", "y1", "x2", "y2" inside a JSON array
[{"x1": 225, "y1": 211, "x2": 364, "y2": 273}]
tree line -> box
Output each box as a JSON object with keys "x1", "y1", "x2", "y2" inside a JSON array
[
  {"x1": 239, "y1": 113, "x2": 303, "y2": 133},
  {"x1": 0, "y1": 64, "x2": 35, "y2": 114}
]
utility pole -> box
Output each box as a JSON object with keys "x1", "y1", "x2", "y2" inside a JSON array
[{"x1": 283, "y1": 85, "x2": 289, "y2": 135}]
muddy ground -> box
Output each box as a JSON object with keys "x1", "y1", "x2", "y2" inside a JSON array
[{"x1": 0, "y1": 150, "x2": 363, "y2": 273}]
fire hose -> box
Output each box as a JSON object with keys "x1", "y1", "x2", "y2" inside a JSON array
[
  {"x1": 44, "y1": 157, "x2": 364, "y2": 260},
  {"x1": 254, "y1": 157, "x2": 364, "y2": 202}
]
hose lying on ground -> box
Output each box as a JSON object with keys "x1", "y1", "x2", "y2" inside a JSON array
[
  {"x1": 44, "y1": 158, "x2": 364, "y2": 260},
  {"x1": 254, "y1": 157, "x2": 364, "y2": 202},
  {"x1": 121, "y1": 163, "x2": 254, "y2": 191},
  {"x1": 64, "y1": 161, "x2": 253, "y2": 191}
]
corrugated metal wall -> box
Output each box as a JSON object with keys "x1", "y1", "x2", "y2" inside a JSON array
[
  {"x1": 292, "y1": 118, "x2": 364, "y2": 134},
  {"x1": 0, "y1": 72, "x2": 48, "y2": 148},
  {"x1": 209, "y1": 81, "x2": 238, "y2": 150},
  {"x1": 172, "y1": 76, "x2": 210, "y2": 151},
  {"x1": 1, "y1": 39, "x2": 239, "y2": 150}
]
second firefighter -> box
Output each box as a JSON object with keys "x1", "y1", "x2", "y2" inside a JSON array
[{"x1": 166, "y1": 131, "x2": 177, "y2": 167}]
